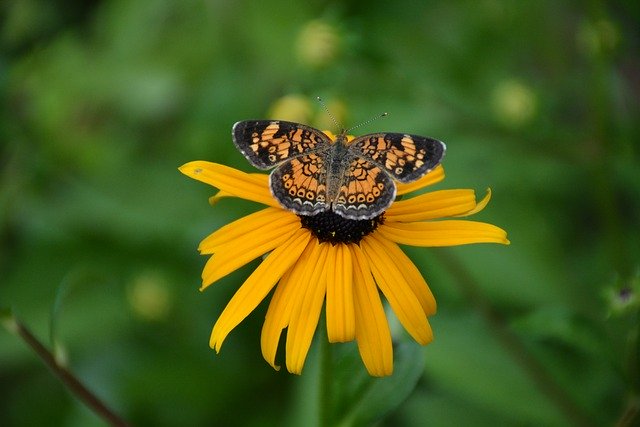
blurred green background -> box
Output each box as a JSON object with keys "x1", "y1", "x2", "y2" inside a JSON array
[{"x1": 1, "y1": 0, "x2": 639, "y2": 426}]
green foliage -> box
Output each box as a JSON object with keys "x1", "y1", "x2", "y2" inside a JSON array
[{"x1": 1, "y1": 0, "x2": 639, "y2": 426}]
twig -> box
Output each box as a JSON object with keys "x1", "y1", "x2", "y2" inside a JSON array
[{"x1": 2, "y1": 313, "x2": 131, "y2": 427}]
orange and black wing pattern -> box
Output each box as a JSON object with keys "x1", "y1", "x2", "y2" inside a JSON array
[
  {"x1": 332, "y1": 157, "x2": 395, "y2": 220},
  {"x1": 270, "y1": 153, "x2": 330, "y2": 216},
  {"x1": 232, "y1": 120, "x2": 332, "y2": 169},
  {"x1": 348, "y1": 133, "x2": 446, "y2": 183}
]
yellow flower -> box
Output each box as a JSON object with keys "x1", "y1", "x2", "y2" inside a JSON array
[{"x1": 179, "y1": 153, "x2": 509, "y2": 377}]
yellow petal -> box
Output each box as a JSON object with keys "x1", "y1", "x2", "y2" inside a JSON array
[
  {"x1": 208, "y1": 174, "x2": 272, "y2": 205},
  {"x1": 350, "y1": 245, "x2": 393, "y2": 376},
  {"x1": 209, "y1": 228, "x2": 311, "y2": 352},
  {"x1": 455, "y1": 188, "x2": 491, "y2": 217},
  {"x1": 396, "y1": 164, "x2": 445, "y2": 195},
  {"x1": 208, "y1": 190, "x2": 233, "y2": 205},
  {"x1": 200, "y1": 220, "x2": 300, "y2": 290},
  {"x1": 360, "y1": 237, "x2": 433, "y2": 345},
  {"x1": 325, "y1": 243, "x2": 355, "y2": 343},
  {"x1": 368, "y1": 234, "x2": 436, "y2": 316},
  {"x1": 199, "y1": 207, "x2": 297, "y2": 254},
  {"x1": 179, "y1": 161, "x2": 278, "y2": 207},
  {"x1": 378, "y1": 220, "x2": 510, "y2": 247},
  {"x1": 286, "y1": 241, "x2": 329, "y2": 374},
  {"x1": 261, "y1": 240, "x2": 315, "y2": 370},
  {"x1": 386, "y1": 189, "x2": 477, "y2": 222}
]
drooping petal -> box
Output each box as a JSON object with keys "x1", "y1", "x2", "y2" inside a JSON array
[
  {"x1": 179, "y1": 161, "x2": 277, "y2": 207},
  {"x1": 368, "y1": 234, "x2": 436, "y2": 316},
  {"x1": 386, "y1": 189, "x2": 477, "y2": 222},
  {"x1": 351, "y1": 245, "x2": 393, "y2": 377},
  {"x1": 378, "y1": 220, "x2": 510, "y2": 247},
  {"x1": 396, "y1": 164, "x2": 445, "y2": 195},
  {"x1": 455, "y1": 188, "x2": 491, "y2": 217},
  {"x1": 199, "y1": 207, "x2": 297, "y2": 254},
  {"x1": 200, "y1": 219, "x2": 299, "y2": 289},
  {"x1": 286, "y1": 242, "x2": 329, "y2": 374},
  {"x1": 261, "y1": 240, "x2": 316, "y2": 370},
  {"x1": 360, "y1": 237, "x2": 433, "y2": 345},
  {"x1": 209, "y1": 229, "x2": 311, "y2": 352},
  {"x1": 325, "y1": 243, "x2": 355, "y2": 343}
]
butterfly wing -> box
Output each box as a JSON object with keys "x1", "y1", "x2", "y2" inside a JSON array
[
  {"x1": 332, "y1": 157, "x2": 396, "y2": 220},
  {"x1": 232, "y1": 120, "x2": 332, "y2": 170},
  {"x1": 270, "y1": 153, "x2": 330, "y2": 216},
  {"x1": 348, "y1": 133, "x2": 446, "y2": 183}
]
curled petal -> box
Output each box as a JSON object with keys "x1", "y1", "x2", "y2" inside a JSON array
[
  {"x1": 179, "y1": 161, "x2": 277, "y2": 207},
  {"x1": 378, "y1": 220, "x2": 510, "y2": 247},
  {"x1": 455, "y1": 188, "x2": 491, "y2": 217}
]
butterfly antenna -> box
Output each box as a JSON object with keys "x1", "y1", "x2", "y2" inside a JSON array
[
  {"x1": 316, "y1": 96, "x2": 342, "y2": 132},
  {"x1": 345, "y1": 112, "x2": 388, "y2": 134}
]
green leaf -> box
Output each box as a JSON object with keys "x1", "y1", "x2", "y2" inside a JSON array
[{"x1": 332, "y1": 340, "x2": 425, "y2": 427}]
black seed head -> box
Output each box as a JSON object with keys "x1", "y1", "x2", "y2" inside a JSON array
[{"x1": 299, "y1": 210, "x2": 384, "y2": 245}]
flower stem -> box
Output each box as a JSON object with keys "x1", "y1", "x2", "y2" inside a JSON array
[
  {"x1": 317, "y1": 322, "x2": 333, "y2": 427},
  {"x1": 436, "y1": 250, "x2": 595, "y2": 427},
  {"x1": 3, "y1": 313, "x2": 130, "y2": 427}
]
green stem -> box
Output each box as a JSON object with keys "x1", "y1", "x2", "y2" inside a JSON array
[
  {"x1": 436, "y1": 250, "x2": 595, "y2": 427},
  {"x1": 318, "y1": 324, "x2": 333, "y2": 427},
  {"x1": 4, "y1": 314, "x2": 130, "y2": 427}
]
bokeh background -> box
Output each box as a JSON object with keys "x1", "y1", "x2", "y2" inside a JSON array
[{"x1": 1, "y1": 0, "x2": 639, "y2": 426}]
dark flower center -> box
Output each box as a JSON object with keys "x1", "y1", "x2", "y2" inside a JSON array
[{"x1": 299, "y1": 210, "x2": 384, "y2": 245}]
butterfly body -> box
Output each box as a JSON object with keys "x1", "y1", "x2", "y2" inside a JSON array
[{"x1": 232, "y1": 120, "x2": 446, "y2": 220}]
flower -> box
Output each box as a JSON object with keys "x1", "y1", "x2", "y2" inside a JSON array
[{"x1": 179, "y1": 148, "x2": 509, "y2": 376}]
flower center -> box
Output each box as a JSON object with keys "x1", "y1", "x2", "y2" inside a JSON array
[{"x1": 299, "y1": 211, "x2": 384, "y2": 245}]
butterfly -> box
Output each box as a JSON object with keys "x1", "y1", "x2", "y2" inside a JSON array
[{"x1": 232, "y1": 120, "x2": 446, "y2": 220}]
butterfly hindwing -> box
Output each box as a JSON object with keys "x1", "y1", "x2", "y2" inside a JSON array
[
  {"x1": 269, "y1": 154, "x2": 330, "y2": 216},
  {"x1": 348, "y1": 133, "x2": 446, "y2": 183},
  {"x1": 232, "y1": 120, "x2": 332, "y2": 169},
  {"x1": 332, "y1": 157, "x2": 396, "y2": 220}
]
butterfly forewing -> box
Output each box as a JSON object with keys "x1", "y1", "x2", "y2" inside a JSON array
[
  {"x1": 232, "y1": 120, "x2": 332, "y2": 169},
  {"x1": 348, "y1": 133, "x2": 446, "y2": 183}
]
